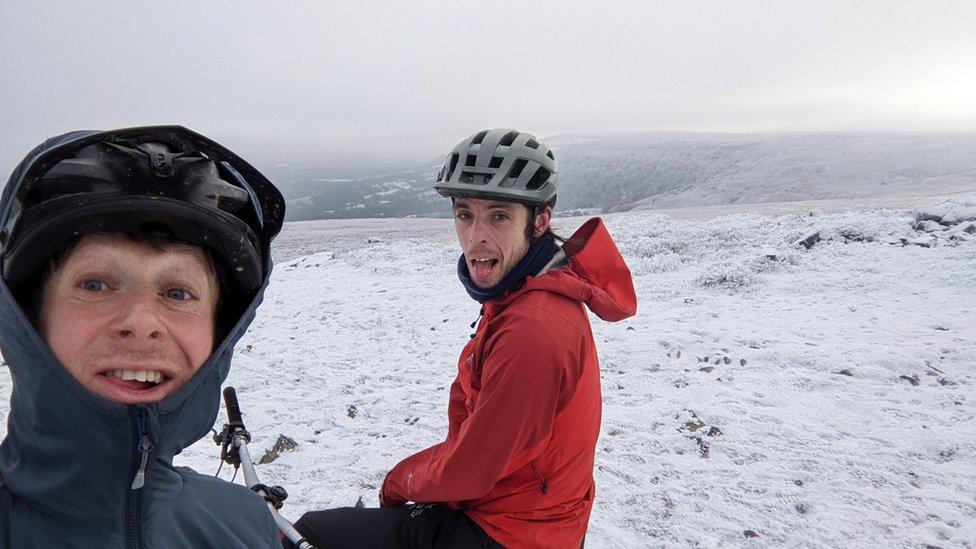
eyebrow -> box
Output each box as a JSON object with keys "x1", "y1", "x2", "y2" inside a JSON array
[
  {"x1": 66, "y1": 252, "x2": 212, "y2": 278},
  {"x1": 453, "y1": 200, "x2": 516, "y2": 211}
]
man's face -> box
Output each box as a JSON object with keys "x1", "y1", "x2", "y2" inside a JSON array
[
  {"x1": 453, "y1": 197, "x2": 551, "y2": 289},
  {"x1": 39, "y1": 234, "x2": 219, "y2": 405}
]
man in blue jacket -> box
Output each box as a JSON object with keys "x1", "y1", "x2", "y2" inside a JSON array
[{"x1": 0, "y1": 126, "x2": 286, "y2": 547}]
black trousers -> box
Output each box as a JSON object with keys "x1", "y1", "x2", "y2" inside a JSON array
[{"x1": 286, "y1": 504, "x2": 502, "y2": 549}]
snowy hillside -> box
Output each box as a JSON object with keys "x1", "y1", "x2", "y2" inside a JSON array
[
  {"x1": 268, "y1": 132, "x2": 976, "y2": 221},
  {"x1": 2, "y1": 196, "x2": 975, "y2": 548},
  {"x1": 551, "y1": 132, "x2": 976, "y2": 214}
]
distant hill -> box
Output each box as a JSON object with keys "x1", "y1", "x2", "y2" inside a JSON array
[
  {"x1": 263, "y1": 132, "x2": 976, "y2": 221},
  {"x1": 259, "y1": 157, "x2": 444, "y2": 221}
]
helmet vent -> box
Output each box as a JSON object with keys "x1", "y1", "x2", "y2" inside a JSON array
[
  {"x1": 448, "y1": 153, "x2": 459, "y2": 178},
  {"x1": 472, "y1": 131, "x2": 488, "y2": 145},
  {"x1": 526, "y1": 167, "x2": 551, "y2": 190},
  {"x1": 525, "y1": 138, "x2": 539, "y2": 150},
  {"x1": 465, "y1": 154, "x2": 477, "y2": 167},
  {"x1": 508, "y1": 158, "x2": 527, "y2": 179},
  {"x1": 499, "y1": 131, "x2": 519, "y2": 147},
  {"x1": 459, "y1": 172, "x2": 489, "y2": 185},
  {"x1": 489, "y1": 156, "x2": 503, "y2": 169},
  {"x1": 547, "y1": 150, "x2": 555, "y2": 160}
]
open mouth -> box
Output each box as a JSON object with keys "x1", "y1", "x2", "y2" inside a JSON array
[
  {"x1": 100, "y1": 369, "x2": 168, "y2": 392},
  {"x1": 470, "y1": 258, "x2": 499, "y2": 281}
]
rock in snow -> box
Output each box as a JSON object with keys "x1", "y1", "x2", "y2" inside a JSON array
[
  {"x1": 795, "y1": 230, "x2": 824, "y2": 249},
  {"x1": 913, "y1": 219, "x2": 943, "y2": 233},
  {"x1": 258, "y1": 435, "x2": 299, "y2": 465}
]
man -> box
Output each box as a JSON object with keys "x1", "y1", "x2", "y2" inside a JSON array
[
  {"x1": 294, "y1": 129, "x2": 637, "y2": 549},
  {"x1": 0, "y1": 126, "x2": 286, "y2": 547}
]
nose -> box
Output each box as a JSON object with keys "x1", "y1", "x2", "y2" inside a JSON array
[
  {"x1": 115, "y1": 291, "x2": 164, "y2": 341},
  {"x1": 467, "y1": 216, "x2": 490, "y2": 244}
]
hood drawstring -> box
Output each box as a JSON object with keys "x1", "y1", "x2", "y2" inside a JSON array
[{"x1": 469, "y1": 306, "x2": 484, "y2": 339}]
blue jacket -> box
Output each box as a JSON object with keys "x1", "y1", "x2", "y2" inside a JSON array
[{"x1": 0, "y1": 132, "x2": 281, "y2": 548}]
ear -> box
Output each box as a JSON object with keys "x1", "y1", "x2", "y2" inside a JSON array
[{"x1": 533, "y1": 206, "x2": 553, "y2": 238}]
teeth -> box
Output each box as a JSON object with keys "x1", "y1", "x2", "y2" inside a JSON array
[{"x1": 109, "y1": 370, "x2": 163, "y2": 385}]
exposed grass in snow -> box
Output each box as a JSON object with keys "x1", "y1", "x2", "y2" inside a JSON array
[{"x1": 2, "y1": 196, "x2": 975, "y2": 548}]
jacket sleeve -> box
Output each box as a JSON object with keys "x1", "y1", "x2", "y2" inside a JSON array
[{"x1": 382, "y1": 305, "x2": 583, "y2": 504}]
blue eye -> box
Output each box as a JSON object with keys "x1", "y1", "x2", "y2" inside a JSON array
[
  {"x1": 82, "y1": 280, "x2": 105, "y2": 292},
  {"x1": 165, "y1": 289, "x2": 190, "y2": 301}
]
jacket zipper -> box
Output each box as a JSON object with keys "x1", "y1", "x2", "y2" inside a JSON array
[
  {"x1": 125, "y1": 410, "x2": 152, "y2": 549},
  {"x1": 531, "y1": 460, "x2": 549, "y2": 494}
]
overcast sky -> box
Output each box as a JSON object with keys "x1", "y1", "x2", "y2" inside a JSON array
[{"x1": 2, "y1": 1, "x2": 975, "y2": 175}]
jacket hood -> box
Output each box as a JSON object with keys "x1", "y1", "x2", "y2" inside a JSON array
[
  {"x1": 496, "y1": 217, "x2": 637, "y2": 321},
  {"x1": 0, "y1": 131, "x2": 272, "y2": 520}
]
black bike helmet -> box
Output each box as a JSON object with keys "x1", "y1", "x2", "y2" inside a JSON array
[
  {"x1": 434, "y1": 129, "x2": 557, "y2": 206},
  {"x1": 0, "y1": 126, "x2": 285, "y2": 304}
]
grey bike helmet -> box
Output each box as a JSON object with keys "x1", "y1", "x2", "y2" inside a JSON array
[{"x1": 434, "y1": 129, "x2": 557, "y2": 206}]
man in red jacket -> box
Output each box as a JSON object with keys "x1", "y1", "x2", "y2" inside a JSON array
[{"x1": 293, "y1": 129, "x2": 637, "y2": 549}]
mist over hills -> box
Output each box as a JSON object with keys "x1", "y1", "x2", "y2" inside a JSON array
[{"x1": 264, "y1": 132, "x2": 976, "y2": 221}]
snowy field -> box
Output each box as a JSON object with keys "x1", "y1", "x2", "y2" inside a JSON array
[{"x1": 2, "y1": 196, "x2": 976, "y2": 548}]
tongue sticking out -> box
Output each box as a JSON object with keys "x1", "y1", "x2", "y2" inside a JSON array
[{"x1": 471, "y1": 259, "x2": 496, "y2": 282}]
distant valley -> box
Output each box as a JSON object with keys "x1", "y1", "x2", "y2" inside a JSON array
[{"x1": 262, "y1": 132, "x2": 976, "y2": 221}]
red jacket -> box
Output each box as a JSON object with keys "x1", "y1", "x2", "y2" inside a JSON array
[{"x1": 382, "y1": 218, "x2": 637, "y2": 548}]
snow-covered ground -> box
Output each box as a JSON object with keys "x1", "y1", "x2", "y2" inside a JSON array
[{"x1": 2, "y1": 196, "x2": 975, "y2": 548}]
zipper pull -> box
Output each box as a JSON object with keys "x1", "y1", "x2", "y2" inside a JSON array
[
  {"x1": 131, "y1": 415, "x2": 153, "y2": 490},
  {"x1": 130, "y1": 446, "x2": 149, "y2": 490},
  {"x1": 469, "y1": 307, "x2": 484, "y2": 328},
  {"x1": 469, "y1": 306, "x2": 485, "y2": 337}
]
